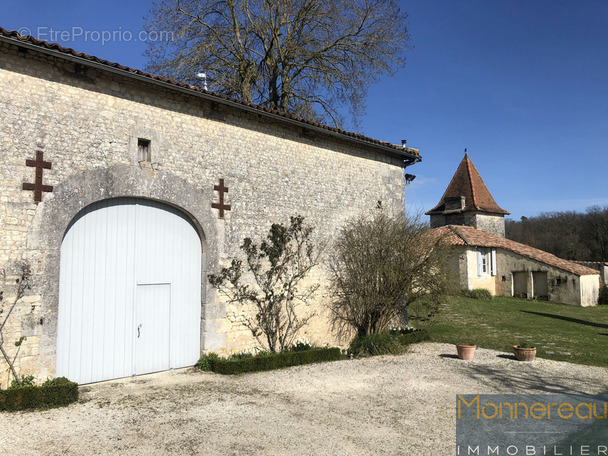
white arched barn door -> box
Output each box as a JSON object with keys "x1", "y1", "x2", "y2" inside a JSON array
[{"x1": 57, "y1": 198, "x2": 202, "y2": 384}]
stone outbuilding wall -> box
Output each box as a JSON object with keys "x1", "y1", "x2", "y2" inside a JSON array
[
  {"x1": 0, "y1": 31, "x2": 419, "y2": 385},
  {"x1": 453, "y1": 245, "x2": 599, "y2": 306},
  {"x1": 439, "y1": 225, "x2": 600, "y2": 307}
]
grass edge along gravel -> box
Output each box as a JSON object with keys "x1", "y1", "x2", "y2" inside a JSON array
[{"x1": 429, "y1": 295, "x2": 608, "y2": 366}]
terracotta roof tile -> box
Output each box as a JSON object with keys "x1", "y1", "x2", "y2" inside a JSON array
[
  {"x1": 435, "y1": 225, "x2": 599, "y2": 276},
  {"x1": 0, "y1": 26, "x2": 420, "y2": 160},
  {"x1": 426, "y1": 153, "x2": 509, "y2": 215}
]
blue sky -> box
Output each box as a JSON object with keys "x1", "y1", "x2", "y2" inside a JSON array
[{"x1": 1, "y1": 1, "x2": 607, "y2": 221}]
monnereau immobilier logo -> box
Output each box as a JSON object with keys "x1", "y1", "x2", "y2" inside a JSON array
[{"x1": 456, "y1": 394, "x2": 608, "y2": 456}]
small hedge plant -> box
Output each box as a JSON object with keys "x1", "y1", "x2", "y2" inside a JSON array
[
  {"x1": 396, "y1": 329, "x2": 429, "y2": 345},
  {"x1": 0, "y1": 376, "x2": 78, "y2": 412},
  {"x1": 463, "y1": 289, "x2": 493, "y2": 300},
  {"x1": 9, "y1": 374, "x2": 36, "y2": 389},
  {"x1": 349, "y1": 328, "x2": 429, "y2": 357},
  {"x1": 349, "y1": 332, "x2": 403, "y2": 356},
  {"x1": 197, "y1": 347, "x2": 342, "y2": 375}
]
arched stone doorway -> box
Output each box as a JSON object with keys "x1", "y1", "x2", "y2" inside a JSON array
[{"x1": 56, "y1": 198, "x2": 202, "y2": 384}]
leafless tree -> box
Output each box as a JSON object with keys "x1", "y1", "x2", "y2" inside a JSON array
[
  {"x1": 145, "y1": 0, "x2": 410, "y2": 127},
  {"x1": 329, "y1": 211, "x2": 453, "y2": 338}
]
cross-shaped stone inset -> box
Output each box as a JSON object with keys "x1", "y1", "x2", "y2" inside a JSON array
[
  {"x1": 212, "y1": 178, "x2": 231, "y2": 218},
  {"x1": 22, "y1": 151, "x2": 53, "y2": 203}
]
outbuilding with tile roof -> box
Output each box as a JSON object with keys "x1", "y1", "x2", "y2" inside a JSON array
[
  {"x1": 436, "y1": 225, "x2": 599, "y2": 306},
  {"x1": 430, "y1": 155, "x2": 600, "y2": 306}
]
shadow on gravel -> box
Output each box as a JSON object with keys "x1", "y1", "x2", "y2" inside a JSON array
[
  {"x1": 439, "y1": 354, "x2": 460, "y2": 359},
  {"x1": 460, "y1": 362, "x2": 605, "y2": 397},
  {"x1": 496, "y1": 354, "x2": 516, "y2": 360}
]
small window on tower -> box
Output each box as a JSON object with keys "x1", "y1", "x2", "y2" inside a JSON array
[{"x1": 138, "y1": 138, "x2": 151, "y2": 162}]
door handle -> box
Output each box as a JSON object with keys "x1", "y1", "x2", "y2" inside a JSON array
[{"x1": 137, "y1": 324, "x2": 142, "y2": 338}]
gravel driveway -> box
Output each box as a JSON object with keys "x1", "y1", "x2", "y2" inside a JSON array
[{"x1": 2, "y1": 343, "x2": 607, "y2": 455}]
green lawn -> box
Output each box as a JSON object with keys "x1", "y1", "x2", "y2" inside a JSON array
[{"x1": 429, "y1": 296, "x2": 608, "y2": 366}]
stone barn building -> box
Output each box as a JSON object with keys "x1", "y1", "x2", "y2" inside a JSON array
[
  {"x1": 429, "y1": 154, "x2": 599, "y2": 306},
  {"x1": 0, "y1": 28, "x2": 421, "y2": 385}
]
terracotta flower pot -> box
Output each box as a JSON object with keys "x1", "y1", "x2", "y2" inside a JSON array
[
  {"x1": 513, "y1": 345, "x2": 536, "y2": 361},
  {"x1": 456, "y1": 344, "x2": 476, "y2": 360}
]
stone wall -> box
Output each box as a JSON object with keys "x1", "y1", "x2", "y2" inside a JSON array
[
  {"x1": 0, "y1": 40, "x2": 409, "y2": 384},
  {"x1": 473, "y1": 214, "x2": 505, "y2": 237},
  {"x1": 446, "y1": 245, "x2": 599, "y2": 306},
  {"x1": 430, "y1": 212, "x2": 505, "y2": 237},
  {"x1": 493, "y1": 249, "x2": 597, "y2": 306}
]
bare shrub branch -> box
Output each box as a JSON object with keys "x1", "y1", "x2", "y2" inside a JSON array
[
  {"x1": 209, "y1": 215, "x2": 320, "y2": 352},
  {"x1": 328, "y1": 211, "x2": 453, "y2": 339},
  {"x1": 0, "y1": 262, "x2": 32, "y2": 386}
]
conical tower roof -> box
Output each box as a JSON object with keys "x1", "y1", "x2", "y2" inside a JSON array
[{"x1": 426, "y1": 153, "x2": 510, "y2": 215}]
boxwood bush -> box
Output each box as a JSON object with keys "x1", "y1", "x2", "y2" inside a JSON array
[
  {"x1": 396, "y1": 329, "x2": 429, "y2": 345},
  {"x1": 198, "y1": 347, "x2": 342, "y2": 375},
  {"x1": 0, "y1": 377, "x2": 78, "y2": 412},
  {"x1": 349, "y1": 332, "x2": 403, "y2": 356}
]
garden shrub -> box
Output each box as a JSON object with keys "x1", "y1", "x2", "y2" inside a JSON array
[
  {"x1": 329, "y1": 212, "x2": 453, "y2": 339},
  {"x1": 41, "y1": 376, "x2": 73, "y2": 387},
  {"x1": 463, "y1": 289, "x2": 493, "y2": 300},
  {"x1": 208, "y1": 215, "x2": 320, "y2": 353},
  {"x1": 0, "y1": 377, "x2": 78, "y2": 412},
  {"x1": 207, "y1": 347, "x2": 342, "y2": 375},
  {"x1": 9, "y1": 374, "x2": 36, "y2": 389},
  {"x1": 195, "y1": 352, "x2": 220, "y2": 371},
  {"x1": 396, "y1": 329, "x2": 429, "y2": 345},
  {"x1": 229, "y1": 352, "x2": 254, "y2": 360},
  {"x1": 349, "y1": 332, "x2": 404, "y2": 356}
]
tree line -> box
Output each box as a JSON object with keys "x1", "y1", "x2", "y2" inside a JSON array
[{"x1": 505, "y1": 206, "x2": 608, "y2": 262}]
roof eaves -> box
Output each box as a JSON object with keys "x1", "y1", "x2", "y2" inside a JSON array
[
  {"x1": 0, "y1": 27, "x2": 421, "y2": 163},
  {"x1": 448, "y1": 226, "x2": 599, "y2": 276}
]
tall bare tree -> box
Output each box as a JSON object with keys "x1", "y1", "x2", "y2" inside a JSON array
[{"x1": 145, "y1": 0, "x2": 409, "y2": 127}]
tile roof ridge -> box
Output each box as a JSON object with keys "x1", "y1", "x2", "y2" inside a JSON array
[
  {"x1": 464, "y1": 155, "x2": 478, "y2": 209},
  {"x1": 0, "y1": 25, "x2": 421, "y2": 160},
  {"x1": 445, "y1": 224, "x2": 471, "y2": 245}
]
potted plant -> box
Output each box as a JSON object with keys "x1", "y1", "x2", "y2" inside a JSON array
[
  {"x1": 456, "y1": 343, "x2": 476, "y2": 360},
  {"x1": 513, "y1": 342, "x2": 536, "y2": 361}
]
